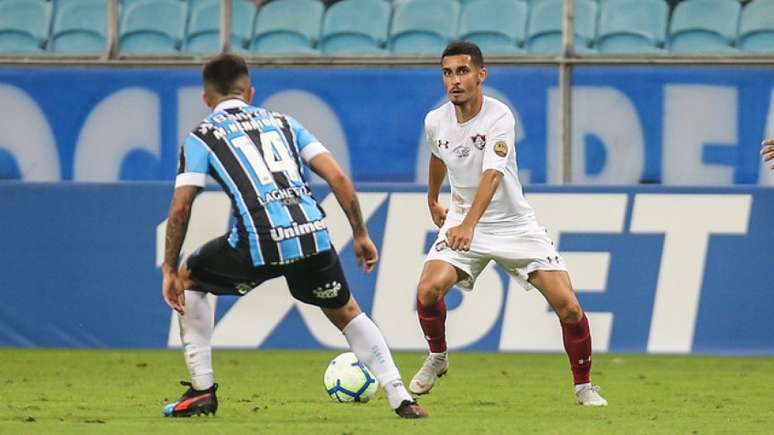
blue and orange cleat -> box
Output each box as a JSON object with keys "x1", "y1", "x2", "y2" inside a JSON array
[{"x1": 162, "y1": 381, "x2": 218, "y2": 417}]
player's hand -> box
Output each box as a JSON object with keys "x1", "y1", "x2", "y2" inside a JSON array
[
  {"x1": 446, "y1": 223, "x2": 474, "y2": 251},
  {"x1": 429, "y1": 201, "x2": 448, "y2": 228},
  {"x1": 162, "y1": 266, "x2": 186, "y2": 315},
  {"x1": 762, "y1": 139, "x2": 774, "y2": 169},
  {"x1": 353, "y1": 234, "x2": 379, "y2": 273}
]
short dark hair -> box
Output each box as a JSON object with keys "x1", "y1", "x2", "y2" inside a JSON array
[
  {"x1": 202, "y1": 53, "x2": 250, "y2": 96},
  {"x1": 442, "y1": 41, "x2": 484, "y2": 68}
]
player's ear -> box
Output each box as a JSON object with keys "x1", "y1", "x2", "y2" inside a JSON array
[
  {"x1": 201, "y1": 91, "x2": 212, "y2": 109},
  {"x1": 478, "y1": 67, "x2": 487, "y2": 85},
  {"x1": 247, "y1": 86, "x2": 256, "y2": 105}
]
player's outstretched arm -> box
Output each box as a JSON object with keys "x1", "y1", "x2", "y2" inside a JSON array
[
  {"x1": 427, "y1": 153, "x2": 448, "y2": 228},
  {"x1": 762, "y1": 139, "x2": 774, "y2": 170},
  {"x1": 446, "y1": 169, "x2": 503, "y2": 251},
  {"x1": 308, "y1": 153, "x2": 378, "y2": 273},
  {"x1": 162, "y1": 185, "x2": 200, "y2": 314}
]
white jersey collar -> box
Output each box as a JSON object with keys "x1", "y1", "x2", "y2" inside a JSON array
[{"x1": 454, "y1": 96, "x2": 489, "y2": 127}]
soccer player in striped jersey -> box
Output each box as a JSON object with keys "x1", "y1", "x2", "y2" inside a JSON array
[{"x1": 161, "y1": 54, "x2": 427, "y2": 419}]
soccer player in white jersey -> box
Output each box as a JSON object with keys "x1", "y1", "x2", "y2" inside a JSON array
[
  {"x1": 408, "y1": 42, "x2": 607, "y2": 407},
  {"x1": 762, "y1": 139, "x2": 774, "y2": 169}
]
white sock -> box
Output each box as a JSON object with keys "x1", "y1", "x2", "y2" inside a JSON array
[
  {"x1": 179, "y1": 290, "x2": 214, "y2": 391},
  {"x1": 342, "y1": 313, "x2": 413, "y2": 409}
]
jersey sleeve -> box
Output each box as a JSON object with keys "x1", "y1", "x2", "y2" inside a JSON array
[
  {"x1": 175, "y1": 133, "x2": 210, "y2": 188},
  {"x1": 481, "y1": 111, "x2": 516, "y2": 174},
  {"x1": 425, "y1": 113, "x2": 440, "y2": 158},
  {"x1": 288, "y1": 116, "x2": 329, "y2": 163}
]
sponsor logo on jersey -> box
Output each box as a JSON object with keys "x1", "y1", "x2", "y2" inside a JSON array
[
  {"x1": 453, "y1": 145, "x2": 471, "y2": 158},
  {"x1": 494, "y1": 141, "x2": 508, "y2": 157},
  {"x1": 437, "y1": 139, "x2": 449, "y2": 149},
  {"x1": 257, "y1": 185, "x2": 311, "y2": 206},
  {"x1": 471, "y1": 134, "x2": 486, "y2": 150},
  {"x1": 269, "y1": 219, "x2": 327, "y2": 241},
  {"x1": 313, "y1": 281, "x2": 341, "y2": 299}
]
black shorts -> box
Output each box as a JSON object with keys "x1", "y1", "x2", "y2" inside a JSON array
[{"x1": 186, "y1": 236, "x2": 351, "y2": 309}]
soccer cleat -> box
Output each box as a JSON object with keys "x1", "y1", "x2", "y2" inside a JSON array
[
  {"x1": 575, "y1": 384, "x2": 608, "y2": 407},
  {"x1": 409, "y1": 352, "x2": 448, "y2": 395},
  {"x1": 162, "y1": 381, "x2": 219, "y2": 417},
  {"x1": 394, "y1": 400, "x2": 429, "y2": 419}
]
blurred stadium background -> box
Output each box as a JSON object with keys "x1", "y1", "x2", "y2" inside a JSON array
[{"x1": 1, "y1": 0, "x2": 773, "y2": 432}]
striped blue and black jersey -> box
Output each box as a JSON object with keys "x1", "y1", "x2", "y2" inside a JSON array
[{"x1": 175, "y1": 99, "x2": 332, "y2": 266}]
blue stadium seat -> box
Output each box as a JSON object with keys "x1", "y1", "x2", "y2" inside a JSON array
[
  {"x1": 119, "y1": 0, "x2": 163, "y2": 5},
  {"x1": 185, "y1": 0, "x2": 257, "y2": 53},
  {"x1": 738, "y1": 0, "x2": 774, "y2": 53},
  {"x1": 50, "y1": 0, "x2": 107, "y2": 53},
  {"x1": 251, "y1": 0, "x2": 323, "y2": 55},
  {"x1": 596, "y1": 0, "x2": 668, "y2": 54},
  {"x1": 526, "y1": 0, "x2": 597, "y2": 55},
  {"x1": 120, "y1": 0, "x2": 188, "y2": 53},
  {"x1": 459, "y1": 0, "x2": 528, "y2": 54},
  {"x1": 667, "y1": 0, "x2": 740, "y2": 53},
  {"x1": 390, "y1": 0, "x2": 460, "y2": 55},
  {"x1": 320, "y1": 0, "x2": 390, "y2": 55},
  {"x1": 0, "y1": 0, "x2": 52, "y2": 54}
]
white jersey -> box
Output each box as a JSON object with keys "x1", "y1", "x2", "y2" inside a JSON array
[{"x1": 425, "y1": 96, "x2": 536, "y2": 228}]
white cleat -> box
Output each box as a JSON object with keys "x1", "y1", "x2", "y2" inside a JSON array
[
  {"x1": 409, "y1": 352, "x2": 448, "y2": 395},
  {"x1": 575, "y1": 384, "x2": 608, "y2": 406}
]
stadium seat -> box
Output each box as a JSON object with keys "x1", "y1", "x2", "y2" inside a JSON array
[
  {"x1": 389, "y1": 0, "x2": 460, "y2": 55},
  {"x1": 596, "y1": 0, "x2": 669, "y2": 54},
  {"x1": 185, "y1": 0, "x2": 257, "y2": 53},
  {"x1": 0, "y1": 0, "x2": 52, "y2": 54},
  {"x1": 251, "y1": 0, "x2": 323, "y2": 55},
  {"x1": 50, "y1": 0, "x2": 107, "y2": 53},
  {"x1": 459, "y1": 0, "x2": 528, "y2": 54},
  {"x1": 525, "y1": 0, "x2": 597, "y2": 55},
  {"x1": 738, "y1": 0, "x2": 774, "y2": 53},
  {"x1": 119, "y1": 0, "x2": 162, "y2": 5},
  {"x1": 667, "y1": 0, "x2": 740, "y2": 53},
  {"x1": 120, "y1": 0, "x2": 188, "y2": 54},
  {"x1": 320, "y1": 0, "x2": 390, "y2": 55}
]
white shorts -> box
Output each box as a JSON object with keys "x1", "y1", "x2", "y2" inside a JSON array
[{"x1": 424, "y1": 222, "x2": 567, "y2": 292}]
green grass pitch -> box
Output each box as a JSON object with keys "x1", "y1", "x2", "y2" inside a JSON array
[{"x1": 1, "y1": 349, "x2": 772, "y2": 434}]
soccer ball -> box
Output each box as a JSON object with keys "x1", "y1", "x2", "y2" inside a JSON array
[{"x1": 323, "y1": 352, "x2": 379, "y2": 403}]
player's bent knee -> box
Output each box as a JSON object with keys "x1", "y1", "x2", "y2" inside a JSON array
[
  {"x1": 416, "y1": 280, "x2": 445, "y2": 307},
  {"x1": 322, "y1": 296, "x2": 363, "y2": 331},
  {"x1": 340, "y1": 297, "x2": 362, "y2": 318},
  {"x1": 557, "y1": 301, "x2": 583, "y2": 324}
]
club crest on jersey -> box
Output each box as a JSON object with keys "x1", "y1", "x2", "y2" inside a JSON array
[
  {"x1": 494, "y1": 141, "x2": 508, "y2": 157},
  {"x1": 471, "y1": 134, "x2": 486, "y2": 150},
  {"x1": 437, "y1": 139, "x2": 449, "y2": 149},
  {"x1": 453, "y1": 145, "x2": 470, "y2": 158}
]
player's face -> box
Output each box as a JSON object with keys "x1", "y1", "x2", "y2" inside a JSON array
[{"x1": 441, "y1": 55, "x2": 485, "y2": 106}]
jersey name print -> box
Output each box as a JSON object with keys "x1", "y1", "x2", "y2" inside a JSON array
[{"x1": 176, "y1": 99, "x2": 331, "y2": 266}]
